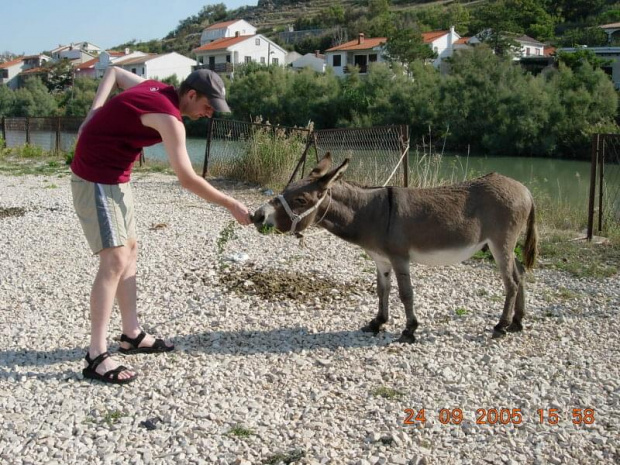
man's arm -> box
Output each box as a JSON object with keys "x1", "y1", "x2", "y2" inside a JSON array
[
  {"x1": 79, "y1": 67, "x2": 146, "y2": 137},
  {"x1": 141, "y1": 113, "x2": 251, "y2": 225}
]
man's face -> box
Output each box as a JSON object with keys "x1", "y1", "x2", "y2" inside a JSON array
[{"x1": 182, "y1": 90, "x2": 214, "y2": 120}]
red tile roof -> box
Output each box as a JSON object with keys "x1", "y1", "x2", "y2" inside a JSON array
[
  {"x1": 600, "y1": 22, "x2": 620, "y2": 28},
  {"x1": 193, "y1": 35, "x2": 256, "y2": 52},
  {"x1": 76, "y1": 58, "x2": 98, "y2": 70},
  {"x1": 0, "y1": 57, "x2": 24, "y2": 69},
  {"x1": 422, "y1": 30, "x2": 449, "y2": 43},
  {"x1": 455, "y1": 37, "x2": 470, "y2": 45},
  {"x1": 21, "y1": 67, "x2": 46, "y2": 75},
  {"x1": 326, "y1": 37, "x2": 387, "y2": 52}
]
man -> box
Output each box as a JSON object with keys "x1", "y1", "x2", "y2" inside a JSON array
[{"x1": 71, "y1": 66, "x2": 252, "y2": 384}]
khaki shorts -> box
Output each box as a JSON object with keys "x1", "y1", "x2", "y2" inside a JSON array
[{"x1": 71, "y1": 173, "x2": 136, "y2": 254}]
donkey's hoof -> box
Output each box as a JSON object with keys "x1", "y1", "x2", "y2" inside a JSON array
[
  {"x1": 492, "y1": 328, "x2": 507, "y2": 339},
  {"x1": 361, "y1": 321, "x2": 384, "y2": 334},
  {"x1": 506, "y1": 322, "x2": 523, "y2": 333},
  {"x1": 396, "y1": 330, "x2": 416, "y2": 344}
]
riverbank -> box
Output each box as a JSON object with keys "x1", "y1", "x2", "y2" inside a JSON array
[{"x1": 0, "y1": 171, "x2": 618, "y2": 464}]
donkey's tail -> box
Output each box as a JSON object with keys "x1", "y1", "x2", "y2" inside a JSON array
[{"x1": 523, "y1": 199, "x2": 538, "y2": 270}]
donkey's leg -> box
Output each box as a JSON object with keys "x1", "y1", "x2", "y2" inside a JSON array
[
  {"x1": 507, "y1": 260, "x2": 526, "y2": 333},
  {"x1": 361, "y1": 254, "x2": 392, "y2": 334},
  {"x1": 392, "y1": 258, "x2": 418, "y2": 344},
  {"x1": 488, "y1": 242, "x2": 519, "y2": 339}
]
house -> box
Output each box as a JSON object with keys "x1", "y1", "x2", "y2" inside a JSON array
[
  {"x1": 0, "y1": 57, "x2": 25, "y2": 89},
  {"x1": 600, "y1": 22, "x2": 620, "y2": 43},
  {"x1": 74, "y1": 57, "x2": 99, "y2": 79},
  {"x1": 325, "y1": 33, "x2": 387, "y2": 77},
  {"x1": 50, "y1": 42, "x2": 102, "y2": 64},
  {"x1": 291, "y1": 51, "x2": 326, "y2": 73},
  {"x1": 468, "y1": 31, "x2": 545, "y2": 60},
  {"x1": 285, "y1": 51, "x2": 303, "y2": 66},
  {"x1": 422, "y1": 27, "x2": 462, "y2": 68},
  {"x1": 200, "y1": 20, "x2": 256, "y2": 45},
  {"x1": 112, "y1": 52, "x2": 197, "y2": 81},
  {"x1": 94, "y1": 50, "x2": 148, "y2": 78},
  {"x1": 193, "y1": 34, "x2": 287, "y2": 78},
  {"x1": 514, "y1": 35, "x2": 545, "y2": 58}
]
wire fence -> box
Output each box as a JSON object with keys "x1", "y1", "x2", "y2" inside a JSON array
[
  {"x1": 588, "y1": 134, "x2": 620, "y2": 239},
  {"x1": 201, "y1": 118, "x2": 311, "y2": 185},
  {"x1": 1, "y1": 117, "x2": 82, "y2": 153},
  {"x1": 294, "y1": 125, "x2": 411, "y2": 187}
]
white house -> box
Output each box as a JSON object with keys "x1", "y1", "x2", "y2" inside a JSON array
[
  {"x1": 193, "y1": 34, "x2": 287, "y2": 78},
  {"x1": 50, "y1": 42, "x2": 102, "y2": 64},
  {"x1": 559, "y1": 46, "x2": 620, "y2": 88},
  {"x1": 291, "y1": 51, "x2": 326, "y2": 73},
  {"x1": 325, "y1": 33, "x2": 387, "y2": 77},
  {"x1": 0, "y1": 57, "x2": 25, "y2": 89},
  {"x1": 94, "y1": 50, "x2": 148, "y2": 78},
  {"x1": 514, "y1": 35, "x2": 545, "y2": 58},
  {"x1": 112, "y1": 52, "x2": 197, "y2": 81},
  {"x1": 468, "y1": 31, "x2": 545, "y2": 60},
  {"x1": 422, "y1": 27, "x2": 462, "y2": 68},
  {"x1": 200, "y1": 19, "x2": 256, "y2": 45}
]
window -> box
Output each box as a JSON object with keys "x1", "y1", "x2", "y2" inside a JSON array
[
  {"x1": 245, "y1": 56, "x2": 252, "y2": 63},
  {"x1": 131, "y1": 68, "x2": 137, "y2": 74},
  {"x1": 369, "y1": 54, "x2": 377, "y2": 62},
  {"x1": 260, "y1": 57, "x2": 265, "y2": 64},
  {"x1": 226, "y1": 54, "x2": 231, "y2": 63},
  {"x1": 255, "y1": 38, "x2": 260, "y2": 46},
  {"x1": 272, "y1": 57, "x2": 279, "y2": 65},
  {"x1": 209, "y1": 57, "x2": 215, "y2": 67},
  {"x1": 1, "y1": 69, "x2": 8, "y2": 79},
  {"x1": 526, "y1": 47, "x2": 531, "y2": 56},
  {"x1": 333, "y1": 55, "x2": 341, "y2": 67}
]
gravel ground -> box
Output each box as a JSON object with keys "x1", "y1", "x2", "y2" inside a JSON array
[{"x1": 0, "y1": 172, "x2": 618, "y2": 465}]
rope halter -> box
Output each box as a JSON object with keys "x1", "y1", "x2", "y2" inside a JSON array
[{"x1": 276, "y1": 190, "x2": 330, "y2": 235}]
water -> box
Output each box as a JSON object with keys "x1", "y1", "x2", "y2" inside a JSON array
[{"x1": 145, "y1": 140, "x2": 613, "y2": 210}]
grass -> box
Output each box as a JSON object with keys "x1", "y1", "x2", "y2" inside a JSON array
[
  {"x1": 227, "y1": 425, "x2": 254, "y2": 438},
  {"x1": 263, "y1": 449, "x2": 305, "y2": 464},
  {"x1": 372, "y1": 386, "x2": 404, "y2": 399},
  {"x1": 217, "y1": 221, "x2": 237, "y2": 255},
  {"x1": 455, "y1": 307, "x2": 468, "y2": 316}
]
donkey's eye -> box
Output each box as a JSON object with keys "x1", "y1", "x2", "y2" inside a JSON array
[{"x1": 295, "y1": 197, "x2": 308, "y2": 206}]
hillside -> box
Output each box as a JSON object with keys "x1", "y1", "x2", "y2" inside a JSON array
[{"x1": 114, "y1": 0, "x2": 479, "y2": 54}]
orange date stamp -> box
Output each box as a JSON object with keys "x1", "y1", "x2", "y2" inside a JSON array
[{"x1": 403, "y1": 408, "x2": 596, "y2": 425}]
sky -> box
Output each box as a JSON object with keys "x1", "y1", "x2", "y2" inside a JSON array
[{"x1": 0, "y1": 0, "x2": 257, "y2": 56}]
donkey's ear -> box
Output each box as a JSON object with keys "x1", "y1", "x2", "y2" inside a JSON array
[
  {"x1": 310, "y1": 152, "x2": 332, "y2": 178},
  {"x1": 320, "y1": 158, "x2": 349, "y2": 189}
]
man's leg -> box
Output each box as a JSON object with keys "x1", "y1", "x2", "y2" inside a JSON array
[
  {"x1": 89, "y1": 245, "x2": 135, "y2": 380},
  {"x1": 116, "y1": 239, "x2": 173, "y2": 351}
]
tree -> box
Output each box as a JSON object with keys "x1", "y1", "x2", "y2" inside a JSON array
[
  {"x1": 557, "y1": 48, "x2": 612, "y2": 70},
  {"x1": 60, "y1": 77, "x2": 98, "y2": 116},
  {"x1": 385, "y1": 27, "x2": 437, "y2": 66},
  {"x1": 12, "y1": 78, "x2": 57, "y2": 117},
  {"x1": 43, "y1": 59, "x2": 74, "y2": 93},
  {"x1": 471, "y1": 0, "x2": 558, "y2": 44},
  {"x1": 0, "y1": 85, "x2": 15, "y2": 117}
]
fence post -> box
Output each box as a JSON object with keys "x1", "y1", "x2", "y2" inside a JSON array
[
  {"x1": 202, "y1": 117, "x2": 214, "y2": 178},
  {"x1": 1, "y1": 117, "x2": 5, "y2": 147},
  {"x1": 26, "y1": 117, "x2": 30, "y2": 145},
  {"x1": 597, "y1": 137, "x2": 605, "y2": 234},
  {"x1": 401, "y1": 125, "x2": 409, "y2": 188},
  {"x1": 587, "y1": 134, "x2": 599, "y2": 241},
  {"x1": 55, "y1": 116, "x2": 61, "y2": 154}
]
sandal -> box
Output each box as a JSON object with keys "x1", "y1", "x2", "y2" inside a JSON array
[
  {"x1": 82, "y1": 351, "x2": 137, "y2": 385},
  {"x1": 119, "y1": 330, "x2": 174, "y2": 355}
]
